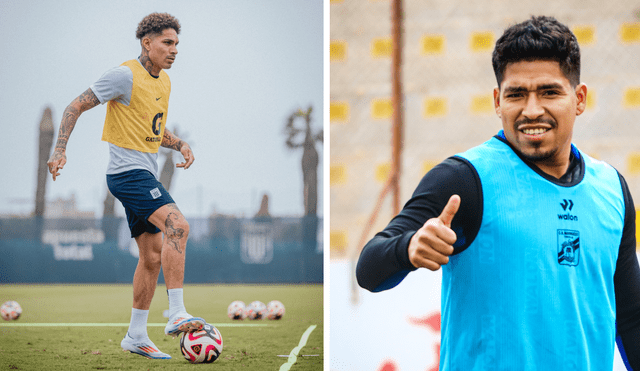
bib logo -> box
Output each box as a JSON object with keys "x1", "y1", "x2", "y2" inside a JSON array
[
  {"x1": 558, "y1": 199, "x2": 578, "y2": 221},
  {"x1": 152, "y1": 112, "x2": 163, "y2": 135},
  {"x1": 146, "y1": 112, "x2": 164, "y2": 142},
  {"x1": 557, "y1": 229, "x2": 580, "y2": 266}
]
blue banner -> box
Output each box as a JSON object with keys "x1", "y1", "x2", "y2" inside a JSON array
[{"x1": 0, "y1": 216, "x2": 322, "y2": 284}]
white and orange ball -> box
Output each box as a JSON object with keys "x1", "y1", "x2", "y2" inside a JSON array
[
  {"x1": 227, "y1": 301, "x2": 246, "y2": 320},
  {"x1": 245, "y1": 301, "x2": 267, "y2": 320},
  {"x1": 0, "y1": 301, "x2": 21, "y2": 321},
  {"x1": 267, "y1": 300, "x2": 285, "y2": 320}
]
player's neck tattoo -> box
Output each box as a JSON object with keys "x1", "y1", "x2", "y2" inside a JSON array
[{"x1": 139, "y1": 50, "x2": 156, "y2": 76}]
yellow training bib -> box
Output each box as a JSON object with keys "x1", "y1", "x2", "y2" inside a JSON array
[{"x1": 101, "y1": 59, "x2": 171, "y2": 153}]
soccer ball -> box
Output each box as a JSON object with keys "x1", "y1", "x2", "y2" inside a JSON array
[
  {"x1": 1, "y1": 301, "x2": 22, "y2": 321},
  {"x1": 267, "y1": 300, "x2": 285, "y2": 320},
  {"x1": 180, "y1": 323, "x2": 223, "y2": 363},
  {"x1": 227, "y1": 301, "x2": 246, "y2": 320},
  {"x1": 245, "y1": 301, "x2": 267, "y2": 320}
]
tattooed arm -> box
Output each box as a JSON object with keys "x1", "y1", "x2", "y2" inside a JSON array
[
  {"x1": 47, "y1": 88, "x2": 101, "y2": 181},
  {"x1": 162, "y1": 129, "x2": 195, "y2": 169}
]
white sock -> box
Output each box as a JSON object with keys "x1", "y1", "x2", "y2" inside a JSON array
[
  {"x1": 128, "y1": 308, "x2": 149, "y2": 340},
  {"x1": 167, "y1": 288, "x2": 187, "y2": 318}
]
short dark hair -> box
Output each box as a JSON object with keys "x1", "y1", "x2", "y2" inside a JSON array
[
  {"x1": 136, "y1": 13, "x2": 181, "y2": 40},
  {"x1": 492, "y1": 16, "x2": 580, "y2": 88}
]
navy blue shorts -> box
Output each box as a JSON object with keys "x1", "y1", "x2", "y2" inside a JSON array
[{"x1": 106, "y1": 169, "x2": 175, "y2": 238}]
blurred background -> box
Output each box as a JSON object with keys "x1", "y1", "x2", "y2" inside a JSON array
[
  {"x1": 0, "y1": 0, "x2": 324, "y2": 284},
  {"x1": 330, "y1": 0, "x2": 640, "y2": 370}
]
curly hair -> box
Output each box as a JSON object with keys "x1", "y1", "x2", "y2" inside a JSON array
[
  {"x1": 136, "y1": 12, "x2": 181, "y2": 40},
  {"x1": 492, "y1": 16, "x2": 580, "y2": 88}
]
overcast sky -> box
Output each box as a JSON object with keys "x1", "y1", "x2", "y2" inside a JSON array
[{"x1": 0, "y1": 0, "x2": 324, "y2": 218}]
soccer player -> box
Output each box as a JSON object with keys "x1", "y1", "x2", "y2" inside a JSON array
[
  {"x1": 356, "y1": 16, "x2": 640, "y2": 370},
  {"x1": 47, "y1": 13, "x2": 205, "y2": 360}
]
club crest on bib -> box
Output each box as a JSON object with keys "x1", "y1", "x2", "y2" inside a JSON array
[{"x1": 557, "y1": 229, "x2": 580, "y2": 266}]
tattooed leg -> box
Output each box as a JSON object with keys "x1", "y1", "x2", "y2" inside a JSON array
[
  {"x1": 148, "y1": 203, "x2": 190, "y2": 290},
  {"x1": 165, "y1": 211, "x2": 185, "y2": 253}
]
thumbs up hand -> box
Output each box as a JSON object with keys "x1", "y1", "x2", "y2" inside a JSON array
[{"x1": 408, "y1": 195, "x2": 461, "y2": 271}]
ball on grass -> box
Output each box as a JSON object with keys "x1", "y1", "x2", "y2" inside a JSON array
[
  {"x1": 245, "y1": 301, "x2": 267, "y2": 320},
  {"x1": 267, "y1": 300, "x2": 285, "y2": 320},
  {"x1": 227, "y1": 301, "x2": 246, "y2": 320},
  {"x1": 1, "y1": 301, "x2": 22, "y2": 321}
]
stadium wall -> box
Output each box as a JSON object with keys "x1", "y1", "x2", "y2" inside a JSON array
[{"x1": 0, "y1": 216, "x2": 322, "y2": 284}]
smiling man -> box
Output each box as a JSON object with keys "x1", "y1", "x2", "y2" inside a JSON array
[
  {"x1": 496, "y1": 60, "x2": 586, "y2": 178},
  {"x1": 356, "y1": 16, "x2": 640, "y2": 370},
  {"x1": 47, "y1": 13, "x2": 206, "y2": 360}
]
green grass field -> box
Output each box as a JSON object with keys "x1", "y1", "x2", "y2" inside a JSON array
[{"x1": 0, "y1": 284, "x2": 323, "y2": 370}]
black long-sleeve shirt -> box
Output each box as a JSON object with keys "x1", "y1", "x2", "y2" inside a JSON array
[{"x1": 356, "y1": 135, "x2": 640, "y2": 369}]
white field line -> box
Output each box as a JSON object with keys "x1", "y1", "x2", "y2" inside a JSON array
[{"x1": 279, "y1": 325, "x2": 317, "y2": 371}]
